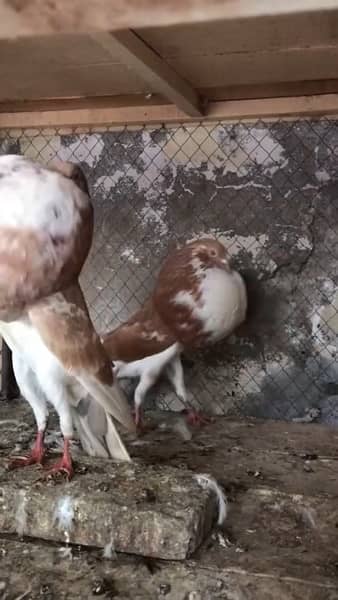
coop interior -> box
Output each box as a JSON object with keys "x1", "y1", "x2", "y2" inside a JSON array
[{"x1": 0, "y1": 2, "x2": 338, "y2": 598}]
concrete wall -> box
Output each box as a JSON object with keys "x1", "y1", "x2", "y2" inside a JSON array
[{"x1": 1, "y1": 119, "x2": 338, "y2": 424}]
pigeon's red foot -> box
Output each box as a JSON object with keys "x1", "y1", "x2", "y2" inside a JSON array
[
  {"x1": 8, "y1": 430, "x2": 45, "y2": 470},
  {"x1": 133, "y1": 406, "x2": 144, "y2": 430},
  {"x1": 181, "y1": 408, "x2": 211, "y2": 427},
  {"x1": 44, "y1": 438, "x2": 74, "y2": 481}
]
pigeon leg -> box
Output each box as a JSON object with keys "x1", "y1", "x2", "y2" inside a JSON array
[
  {"x1": 44, "y1": 437, "x2": 74, "y2": 480},
  {"x1": 132, "y1": 406, "x2": 143, "y2": 428},
  {"x1": 8, "y1": 430, "x2": 46, "y2": 469},
  {"x1": 8, "y1": 351, "x2": 49, "y2": 468},
  {"x1": 133, "y1": 373, "x2": 155, "y2": 430},
  {"x1": 38, "y1": 378, "x2": 74, "y2": 479},
  {"x1": 166, "y1": 356, "x2": 210, "y2": 427}
]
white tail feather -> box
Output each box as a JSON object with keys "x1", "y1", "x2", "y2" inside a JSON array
[
  {"x1": 195, "y1": 474, "x2": 228, "y2": 525},
  {"x1": 71, "y1": 408, "x2": 110, "y2": 458},
  {"x1": 79, "y1": 375, "x2": 135, "y2": 431},
  {"x1": 71, "y1": 402, "x2": 132, "y2": 462},
  {"x1": 104, "y1": 414, "x2": 131, "y2": 461},
  {"x1": 77, "y1": 375, "x2": 134, "y2": 461}
]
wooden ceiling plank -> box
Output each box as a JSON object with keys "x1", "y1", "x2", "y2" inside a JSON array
[
  {"x1": 1, "y1": 1, "x2": 338, "y2": 39},
  {"x1": 2, "y1": 80, "x2": 338, "y2": 113},
  {"x1": 92, "y1": 31, "x2": 203, "y2": 117},
  {"x1": 201, "y1": 80, "x2": 338, "y2": 101},
  {"x1": 1, "y1": 93, "x2": 338, "y2": 129},
  {"x1": 138, "y1": 10, "x2": 338, "y2": 58},
  {"x1": 166, "y1": 46, "x2": 338, "y2": 88}
]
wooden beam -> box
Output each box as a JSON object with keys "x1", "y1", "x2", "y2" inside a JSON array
[
  {"x1": 139, "y1": 11, "x2": 338, "y2": 58},
  {"x1": 0, "y1": 95, "x2": 168, "y2": 114},
  {"x1": 1, "y1": 1, "x2": 338, "y2": 40},
  {"x1": 92, "y1": 31, "x2": 203, "y2": 117},
  {"x1": 166, "y1": 46, "x2": 338, "y2": 89},
  {"x1": 1, "y1": 94, "x2": 338, "y2": 130},
  {"x1": 2, "y1": 42, "x2": 338, "y2": 103},
  {"x1": 202, "y1": 80, "x2": 338, "y2": 102},
  {"x1": 1, "y1": 79, "x2": 338, "y2": 116},
  {"x1": 4, "y1": 77, "x2": 338, "y2": 111}
]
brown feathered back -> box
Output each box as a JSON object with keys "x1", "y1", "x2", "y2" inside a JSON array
[{"x1": 102, "y1": 299, "x2": 175, "y2": 362}]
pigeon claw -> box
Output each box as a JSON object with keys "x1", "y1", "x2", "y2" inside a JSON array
[
  {"x1": 43, "y1": 438, "x2": 74, "y2": 481},
  {"x1": 181, "y1": 408, "x2": 211, "y2": 427},
  {"x1": 44, "y1": 461, "x2": 74, "y2": 481},
  {"x1": 8, "y1": 452, "x2": 44, "y2": 470},
  {"x1": 7, "y1": 430, "x2": 46, "y2": 470}
]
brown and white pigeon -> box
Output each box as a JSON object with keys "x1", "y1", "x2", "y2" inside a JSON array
[
  {"x1": 103, "y1": 238, "x2": 247, "y2": 427},
  {"x1": 0, "y1": 155, "x2": 135, "y2": 479}
]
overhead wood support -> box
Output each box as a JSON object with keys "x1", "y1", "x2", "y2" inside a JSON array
[
  {"x1": 92, "y1": 31, "x2": 204, "y2": 118},
  {"x1": 1, "y1": 94, "x2": 338, "y2": 130},
  {"x1": 2, "y1": 0, "x2": 338, "y2": 40}
]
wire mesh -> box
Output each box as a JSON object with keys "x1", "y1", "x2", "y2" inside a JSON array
[{"x1": 1, "y1": 119, "x2": 338, "y2": 425}]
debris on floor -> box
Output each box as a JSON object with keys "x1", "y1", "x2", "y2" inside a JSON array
[{"x1": 0, "y1": 400, "x2": 338, "y2": 599}]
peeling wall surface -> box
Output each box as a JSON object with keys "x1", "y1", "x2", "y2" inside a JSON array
[{"x1": 1, "y1": 119, "x2": 338, "y2": 424}]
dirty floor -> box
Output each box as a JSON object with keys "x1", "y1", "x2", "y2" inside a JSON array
[{"x1": 0, "y1": 400, "x2": 338, "y2": 599}]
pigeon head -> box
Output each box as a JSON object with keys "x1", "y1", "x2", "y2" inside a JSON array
[{"x1": 190, "y1": 238, "x2": 231, "y2": 271}]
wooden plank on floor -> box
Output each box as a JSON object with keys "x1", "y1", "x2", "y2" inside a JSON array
[{"x1": 0, "y1": 454, "x2": 216, "y2": 560}]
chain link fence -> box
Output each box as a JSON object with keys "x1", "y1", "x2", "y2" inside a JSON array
[{"x1": 1, "y1": 118, "x2": 338, "y2": 425}]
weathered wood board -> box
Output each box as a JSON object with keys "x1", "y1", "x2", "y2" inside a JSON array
[{"x1": 0, "y1": 456, "x2": 217, "y2": 560}]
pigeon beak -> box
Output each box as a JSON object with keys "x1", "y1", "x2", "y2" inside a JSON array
[{"x1": 217, "y1": 257, "x2": 231, "y2": 272}]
